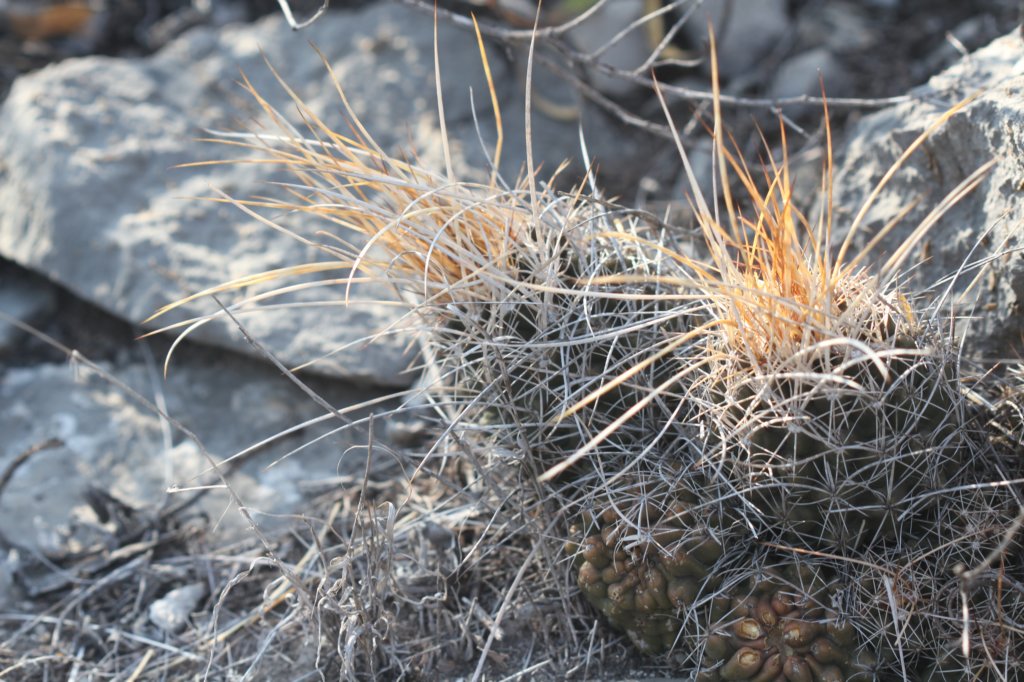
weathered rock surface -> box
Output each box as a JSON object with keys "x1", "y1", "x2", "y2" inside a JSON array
[
  {"x1": 0, "y1": 346, "x2": 388, "y2": 559},
  {"x1": 0, "y1": 2, "x2": 657, "y2": 386},
  {"x1": 832, "y1": 30, "x2": 1024, "y2": 360}
]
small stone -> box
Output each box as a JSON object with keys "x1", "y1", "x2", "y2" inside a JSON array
[
  {"x1": 769, "y1": 48, "x2": 849, "y2": 103},
  {"x1": 683, "y1": 0, "x2": 789, "y2": 79},
  {"x1": 566, "y1": 2, "x2": 653, "y2": 96},
  {"x1": 794, "y1": 2, "x2": 876, "y2": 54},
  {"x1": 149, "y1": 583, "x2": 206, "y2": 634},
  {"x1": 386, "y1": 417, "x2": 430, "y2": 448}
]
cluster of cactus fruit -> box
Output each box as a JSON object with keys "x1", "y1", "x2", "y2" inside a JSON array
[
  {"x1": 699, "y1": 564, "x2": 878, "y2": 682},
  {"x1": 180, "y1": 39, "x2": 1024, "y2": 680},
  {"x1": 567, "y1": 482, "x2": 725, "y2": 654}
]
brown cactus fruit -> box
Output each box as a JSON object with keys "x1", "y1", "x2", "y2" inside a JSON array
[
  {"x1": 569, "y1": 483, "x2": 726, "y2": 654},
  {"x1": 696, "y1": 564, "x2": 877, "y2": 681}
]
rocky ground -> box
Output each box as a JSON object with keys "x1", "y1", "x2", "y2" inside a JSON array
[{"x1": 0, "y1": 0, "x2": 1022, "y2": 679}]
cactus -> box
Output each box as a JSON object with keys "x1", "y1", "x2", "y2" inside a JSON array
[
  {"x1": 431, "y1": 219, "x2": 702, "y2": 473},
  {"x1": 699, "y1": 300, "x2": 970, "y2": 549},
  {"x1": 848, "y1": 456, "x2": 1024, "y2": 680},
  {"x1": 153, "y1": 24, "x2": 1024, "y2": 681},
  {"x1": 663, "y1": 105, "x2": 976, "y2": 552}
]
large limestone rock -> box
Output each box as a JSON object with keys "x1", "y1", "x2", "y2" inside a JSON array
[
  {"x1": 0, "y1": 348, "x2": 387, "y2": 562},
  {"x1": 0, "y1": 2, "x2": 654, "y2": 385},
  {"x1": 831, "y1": 30, "x2": 1024, "y2": 361}
]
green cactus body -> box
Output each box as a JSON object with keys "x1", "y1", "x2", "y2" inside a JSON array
[
  {"x1": 435, "y1": 221, "x2": 701, "y2": 474},
  {"x1": 852, "y1": 472, "x2": 1024, "y2": 681},
  {"x1": 702, "y1": 303, "x2": 969, "y2": 551}
]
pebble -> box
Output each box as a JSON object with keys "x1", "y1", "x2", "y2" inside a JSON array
[
  {"x1": 682, "y1": 0, "x2": 790, "y2": 79},
  {"x1": 149, "y1": 582, "x2": 206, "y2": 634},
  {"x1": 768, "y1": 47, "x2": 849, "y2": 103}
]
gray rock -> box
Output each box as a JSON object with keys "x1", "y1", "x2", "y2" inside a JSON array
[
  {"x1": 0, "y1": 3, "x2": 656, "y2": 385},
  {"x1": 831, "y1": 31, "x2": 1024, "y2": 360},
  {"x1": 149, "y1": 582, "x2": 206, "y2": 634},
  {"x1": 0, "y1": 262, "x2": 57, "y2": 352},
  {"x1": 0, "y1": 347, "x2": 389, "y2": 557},
  {"x1": 793, "y1": 2, "x2": 875, "y2": 55},
  {"x1": 682, "y1": 0, "x2": 789, "y2": 79},
  {"x1": 566, "y1": 1, "x2": 652, "y2": 96},
  {"x1": 768, "y1": 48, "x2": 849, "y2": 103}
]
